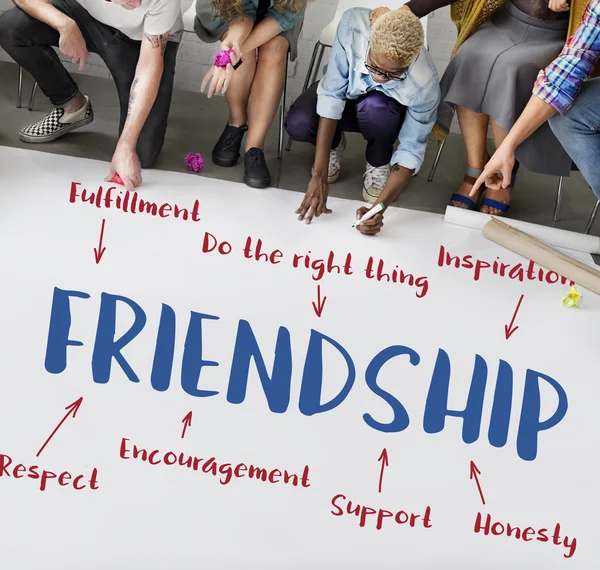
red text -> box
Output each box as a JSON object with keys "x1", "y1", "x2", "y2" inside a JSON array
[
  {"x1": 0, "y1": 453, "x2": 99, "y2": 492},
  {"x1": 331, "y1": 493, "x2": 433, "y2": 531},
  {"x1": 69, "y1": 182, "x2": 200, "y2": 222},
  {"x1": 243, "y1": 236, "x2": 283, "y2": 264},
  {"x1": 292, "y1": 250, "x2": 353, "y2": 281},
  {"x1": 438, "y1": 245, "x2": 574, "y2": 286},
  {"x1": 120, "y1": 438, "x2": 310, "y2": 488},
  {"x1": 365, "y1": 256, "x2": 429, "y2": 298},
  {"x1": 474, "y1": 512, "x2": 577, "y2": 559}
]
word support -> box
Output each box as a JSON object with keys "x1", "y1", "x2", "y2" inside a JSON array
[{"x1": 331, "y1": 494, "x2": 433, "y2": 531}]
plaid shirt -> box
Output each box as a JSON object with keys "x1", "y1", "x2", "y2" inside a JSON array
[{"x1": 533, "y1": 0, "x2": 600, "y2": 114}]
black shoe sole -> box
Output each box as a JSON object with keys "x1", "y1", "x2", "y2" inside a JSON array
[
  {"x1": 212, "y1": 152, "x2": 239, "y2": 168},
  {"x1": 244, "y1": 175, "x2": 271, "y2": 189}
]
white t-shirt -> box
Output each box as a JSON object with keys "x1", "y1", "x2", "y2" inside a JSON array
[{"x1": 76, "y1": 0, "x2": 183, "y2": 42}]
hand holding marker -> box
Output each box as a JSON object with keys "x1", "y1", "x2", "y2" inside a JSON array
[{"x1": 353, "y1": 202, "x2": 385, "y2": 228}]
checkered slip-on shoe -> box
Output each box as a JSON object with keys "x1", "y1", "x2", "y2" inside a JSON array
[{"x1": 19, "y1": 96, "x2": 94, "y2": 144}]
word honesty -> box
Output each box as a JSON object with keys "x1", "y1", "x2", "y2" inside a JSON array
[
  {"x1": 475, "y1": 512, "x2": 577, "y2": 559},
  {"x1": 44, "y1": 288, "x2": 568, "y2": 462}
]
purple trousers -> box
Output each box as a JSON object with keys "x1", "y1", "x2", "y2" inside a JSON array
[{"x1": 285, "y1": 82, "x2": 406, "y2": 167}]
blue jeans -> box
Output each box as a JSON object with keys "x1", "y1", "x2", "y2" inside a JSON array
[{"x1": 549, "y1": 78, "x2": 600, "y2": 201}]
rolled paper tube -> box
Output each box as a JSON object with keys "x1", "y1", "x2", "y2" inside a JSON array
[
  {"x1": 482, "y1": 218, "x2": 600, "y2": 295},
  {"x1": 444, "y1": 206, "x2": 600, "y2": 255},
  {"x1": 214, "y1": 49, "x2": 234, "y2": 68}
]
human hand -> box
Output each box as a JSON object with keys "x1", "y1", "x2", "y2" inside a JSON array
[
  {"x1": 548, "y1": 0, "x2": 570, "y2": 12},
  {"x1": 105, "y1": 144, "x2": 142, "y2": 191},
  {"x1": 201, "y1": 39, "x2": 241, "y2": 98},
  {"x1": 370, "y1": 6, "x2": 391, "y2": 26},
  {"x1": 296, "y1": 173, "x2": 332, "y2": 224},
  {"x1": 355, "y1": 206, "x2": 384, "y2": 235},
  {"x1": 58, "y1": 19, "x2": 91, "y2": 71},
  {"x1": 470, "y1": 142, "x2": 516, "y2": 196}
]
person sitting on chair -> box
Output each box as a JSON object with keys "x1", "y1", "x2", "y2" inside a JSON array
[
  {"x1": 0, "y1": 0, "x2": 183, "y2": 190},
  {"x1": 284, "y1": 8, "x2": 439, "y2": 235},
  {"x1": 471, "y1": 0, "x2": 600, "y2": 212},
  {"x1": 196, "y1": 0, "x2": 307, "y2": 189}
]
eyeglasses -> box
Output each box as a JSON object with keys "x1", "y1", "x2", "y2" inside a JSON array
[{"x1": 364, "y1": 62, "x2": 407, "y2": 81}]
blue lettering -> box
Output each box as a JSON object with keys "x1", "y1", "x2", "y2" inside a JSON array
[
  {"x1": 517, "y1": 369, "x2": 568, "y2": 461},
  {"x1": 488, "y1": 360, "x2": 513, "y2": 448},
  {"x1": 150, "y1": 304, "x2": 177, "y2": 392},
  {"x1": 299, "y1": 330, "x2": 355, "y2": 416},
  {"x1": 92, "y1": 293, "x2": 146, "y2": 384},
  {"x1": 227, "y1": 320, "x2": 291, "y2": 412},
  {"x1": 181, "y1": 311, "x2": 220, "y2": 397},
  {"x1": 423, "y1": 350, "x2": 487, "y2": 445},
  {"x1": 363, "y1": 346, "x2": 420, "y2": 432},
  {"x1": 45, "y1": 287, "x2": 90, "y2": 374}
]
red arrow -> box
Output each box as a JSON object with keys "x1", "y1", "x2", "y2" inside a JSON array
[
  {"x1": 181, "y1": 411, "x2": 193, "y2": 439},
  {"x1": 94, "y1": 218, "x2": 107, "y2": 264},
  {"x1": 377, "y1": 448, "x2": 389, "y2": 493},
  {"x1": 312, "y1": 285, "x2": 327, "y2": 318},
  {"x1": 469, "y1": 461, "x2": 486, "y2": 505},
  {"x1": 36, "y1": 397, "x2": 84, "y2": 457},
  {"x1": 504, "y1": 294, "x2": 524, "y2": 340}
]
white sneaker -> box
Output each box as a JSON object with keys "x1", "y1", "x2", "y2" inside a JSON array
[
  {"x1": 328, "y1": 132, "x2": 346, "y2": 183},
  {"x1": 362, "y1": 162, "x2": 390, "y2": 203}
]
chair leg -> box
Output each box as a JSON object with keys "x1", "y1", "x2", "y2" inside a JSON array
[
  {"x1": 17, "y1": 66, "x2": 23, "y2": 109},
  {"x1": 428, "y1": 138, "x2": 446, "y2": 182},
  {"x1": 286, "y1": 42, "x2": 321, "y2": 153},
  {"x1": 553, "y1": 176, "x2": 565, "y2": 223},
  {"x1": 584, "y1": 199, "x2": 600, "y2": 235},
  {"x1": 313, "y1": 43, "x2": 326, "y2": 85},
  {"x1": 28, "y1": 82, "x2": 38, "y2": 111},
  {"x1": 278, "y1": 57, "x2": 289, "y2": 160}
]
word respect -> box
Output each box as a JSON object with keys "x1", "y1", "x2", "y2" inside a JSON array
[{"x1": 44, "y1": 287, "x2": 568, "y2": 462}]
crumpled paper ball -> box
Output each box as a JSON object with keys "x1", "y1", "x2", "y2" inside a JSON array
[
  {"x1": 185, "y1": 153, "x2": 205, "y2": 173},
  {"x1": 214, "y1": 49, "x2": 234, "y2": 68},
  {"x1": 561, "y1": 285, "x2": 582, "y2": 308}
]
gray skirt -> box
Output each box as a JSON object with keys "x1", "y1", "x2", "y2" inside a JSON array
[
  {"x1": 437, "y1": 0, "x2": 570, "y2": 176},
  {"x1": 194, "y1": 0, "x2": 303, "y2": 61}
]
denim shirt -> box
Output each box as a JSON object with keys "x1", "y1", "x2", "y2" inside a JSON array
[
  {"x1": 212, "y1": 0, "x2": 305, "y2": 33},
  {"x1": 317, "y1": 8, "x2": 440, "y2": 172}
]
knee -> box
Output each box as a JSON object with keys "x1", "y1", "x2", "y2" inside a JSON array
[
  {"x1": 258, "y1": 36, "x2": 289, "y2": 64},
  {"x1": 358, "y1": 93, "x2": 403, "y2": 132},
  {"x1": 285, "y1": 105, "x2": 312, "y2": 141},
  {"x1": 138, "y1": 144, "x2": 162, "y2": 169},
  {"x1": 0, "y1": 8, "x2": 30, "y2": 49}
]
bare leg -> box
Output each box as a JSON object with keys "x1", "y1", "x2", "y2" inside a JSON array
[
  {"x1": 452, "y1": 105, "x2": 490, "y2": 208},
  {"x1": 222, "y1": 19, "x2": 256, "y2": 127},
  {"x1": 245, "y1": 35, "x2": 288, "y2": 151},
  {"x1": 481, "y1": 117, "x2": 511, "y2": 215}
]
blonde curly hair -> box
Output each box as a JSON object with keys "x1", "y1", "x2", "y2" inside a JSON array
[
  {"x1": 371, "y1": 9, "x2": 424, "y2": 67},
  {"x1": 213, "y1": 0, "x2": 306, "y2": 23}
]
